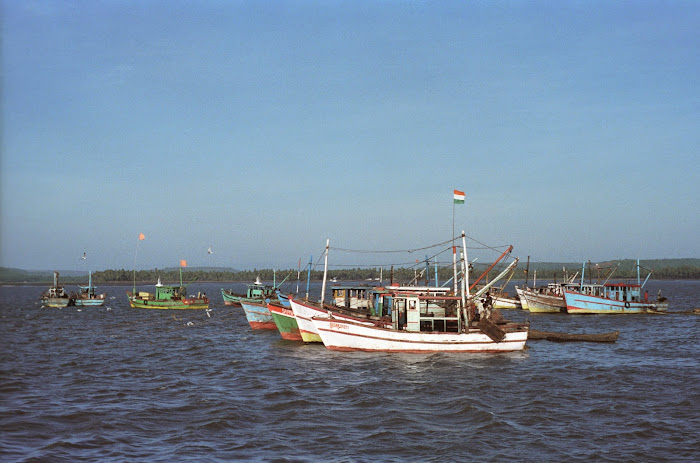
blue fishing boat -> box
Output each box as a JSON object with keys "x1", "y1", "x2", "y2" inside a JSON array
[
  {"x1": 72, "y1": 271, "x2": 107, "y2": 306},
  {"x1": 563, "y1": 260, "x2": 668, "y2": 314},
  {"x1": 240, "y1": 299, "x2": 277, "y2": 330}
]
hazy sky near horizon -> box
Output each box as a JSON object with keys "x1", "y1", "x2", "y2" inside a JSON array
[{"x1": 2, "y1": 1, "x2": 698, "y2": 272}]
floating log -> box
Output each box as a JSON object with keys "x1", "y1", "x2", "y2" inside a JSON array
[{"x1": 529, "y1": 329, "x2": 619, "y2": 343}]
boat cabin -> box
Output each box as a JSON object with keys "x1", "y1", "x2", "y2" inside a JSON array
[
  {"x1": 149, "y1": 284, "x2": 186, "y2": 301},
  {"x1": 568, "y1": 282, "x2": 642, "y2": 302},
  {"x1": 331, "y1": 285, "x2": 374, "y2": 310},
  {"x1": 389, "y1": 292, "x2": 462, "y2": 333},
  {"x1": 246, "y1": 283, "x2": 276, "y2": 299},
  {"x1": 603, "y1": 283, "x2": 642, "y2": 302}
]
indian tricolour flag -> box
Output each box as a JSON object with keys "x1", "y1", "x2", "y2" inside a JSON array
[{"x1": 453, "y1": 189, "x2": 465, "y2": 204}]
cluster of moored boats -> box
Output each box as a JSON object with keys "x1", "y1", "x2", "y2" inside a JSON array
[
  {"x1": 40, "y1": 239, "x2": 668, "y2": 353},
  {"x1": 40, "y1": 271, "x2": 107, "y2": 307},
  {"x1": 497, "y1": 260, "x2": 669, "y2": 314}
]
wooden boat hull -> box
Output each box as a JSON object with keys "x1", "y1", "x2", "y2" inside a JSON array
[
  {"x1": 74, "y1": 291, "x2": 107, "y2": 306},
  {"x1": 74, "y1": 298, "x2": 106, "y2": 307},
  {"x1": 288, "y1": 297, "x2": 326, "y2": 343},
  {"x1": 529, "y1": 329, "x2": 619, "y2": 342},
  {"x1": 311, "y1": 316, "x2": 529, "y2": 353},
  {"x1": 42, "y1": 297, "x2": 71, "y2": 308},
  {"x1": 241, "y1": 300, "x2": 277, "y2": 330},
  {"x1": 221, "y1": 289, "x2": 242, "y2": 306},
  {"x1": 520, "y1": 289, "x2": 566, "y2": 313},
  {"x1": 492, "y1": 296, "x2": 521, "y2": 310},
  {"x1": 563, "y1": 290, "x2": 668, "y2": 314},
  {"x1": 515, "y1": 287, "x2": 529, "y2": 310},
  {"x1": 127, "y1": 292, "x2": 209, "y2": 310},
  {"x1": 288, "y1": 297, "x2": 382, "y2": 343},
  {"x1": 268, "y1": 301, "x2": 302, "y2": 341}
]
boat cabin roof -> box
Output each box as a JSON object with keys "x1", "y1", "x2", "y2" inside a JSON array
[
  {"x1": 389, "y1": 291, "x2": 462, "y2": 301},
  {"x1": 604, "y1": 282, "x2": 641, "y2": 288}
]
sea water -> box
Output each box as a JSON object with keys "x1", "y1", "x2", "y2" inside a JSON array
[{"x1": 1, "y1": 280, "x2": 698, "y2": 462}]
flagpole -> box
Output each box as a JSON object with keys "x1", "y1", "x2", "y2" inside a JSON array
[
  {"x1": 452, "y1": 200, "x2": 455, "y2": 246},
  {"x1": 133, "y1": 240, "x2": 140, "y2": 295},
  {"x1": 133, "y1": 233, "x2": 145, "y2": 295}
]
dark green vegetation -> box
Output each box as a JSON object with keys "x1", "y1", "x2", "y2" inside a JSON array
[{"x1": 2, "y1": 258, "x2": 700, "y2": 284}]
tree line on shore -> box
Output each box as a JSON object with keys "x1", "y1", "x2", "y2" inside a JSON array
[{"x1": 3, "y1": 258, "x2": 700, "y2": 284}]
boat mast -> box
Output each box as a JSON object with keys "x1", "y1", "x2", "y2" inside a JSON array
[
  {"x1": 461, "y1": 231, "x2": 469, "y2": 304},
  {"x1": 434, "y1": 259, "x2": 438, "y2": 287},
  {"x1": 452, "y1": 245, "x2": 458, "y2": 295},
  {"x1": 525, "y1": 256, "x2": 530, "y2": 288},
  {"x1": 320, "y1": 239, "x2": 329, "y2": 304},
  {"x1": 305, "y1": 255, "x2": 312, "y2": 300}
]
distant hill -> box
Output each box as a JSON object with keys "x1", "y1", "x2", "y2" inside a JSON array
[
  {"x1": 519, "y1": 259, "x2": 700, "y2": 280},
  {"x1": 0, "y1": 266, "x2": 240, "y2": 284}
]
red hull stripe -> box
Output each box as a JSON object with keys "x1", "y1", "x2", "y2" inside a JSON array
[{"x1": 248, "y1": 321, "x2": 278, "y2": 330}]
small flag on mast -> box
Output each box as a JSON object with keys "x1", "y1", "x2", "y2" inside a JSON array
[
  {"x1": 180, "y1": 260, "x2": 187, "y2": 268},
  {"x1": 138, "y1": 233, "x2": 145, "y2": 240},
  {"x1": 453, "y1": 189, "x2": 465, "y2": 204}
]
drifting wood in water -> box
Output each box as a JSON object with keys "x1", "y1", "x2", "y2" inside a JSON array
[
  {"x1": 529, "y1": 329, "x2": 620, "y2": 343},
  {"x1": 665, "y1": 309, "x2": 700, "y2": 315}
]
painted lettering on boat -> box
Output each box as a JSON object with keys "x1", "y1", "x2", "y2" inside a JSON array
[{"x1": 330, "y1": 322, "x2": 349, "y2": 330}]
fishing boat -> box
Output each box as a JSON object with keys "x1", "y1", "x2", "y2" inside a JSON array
[
  {"x1": 311, "y1": 289, "x2": 529, "y2": 353},
  {"x1": 516, "y1": 270, "x2": 580, "y2": 313},
  {"x1": 288, "y1": 291, "x2": 390, "y2": 343},
  {"x1": 519, "y1": 283, "x2": 569, "y2": 313},
  {"x1": 240, "y1": 299, "x2": 278, "y2": 329},
  {"x1": 563, "y1": 260, "x2": 669, "y2": 314},
  {"x1": 221, "y1": 277, "x2": 276, "y2": 306},
  {"x1": 515, "y1": 286, "x2": 529, "y2": 310},
  {"x1": 268, "y1": 296, "x2": 302, "y2": 340},
  {"x1": 41, "y1": 271, "x2": 72, "y2": 308},
  {"x1": 296, "y1": 234, "x2": 528, "y2": 352},
  {"x1": 72, "y1": 271, "x2": 107, "y2": 306},
  {"x1": 492, "y1": 293, "x2": 521, "y2": 309},
  {"x1": 127, "y1": 266, "x2": 209, "y2": 309}
]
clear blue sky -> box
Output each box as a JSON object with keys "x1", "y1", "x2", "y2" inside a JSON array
[{"x1": 2, "y1": 1, "x2": 698, "y2": 272}]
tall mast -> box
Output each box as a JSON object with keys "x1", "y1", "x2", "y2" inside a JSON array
[
  {"x1": 320, "y1": 240, "x2": 329, "y2": 304},
  {"x1": 452, "y1": 245, "x2": 458, "y2": 295},
  {"x1": 461, "y1": 231, "x2": 469, "y2": 303},
  {"x1": 525, "y1": 256, "x2": 530, "y2": 288},
  {"x1": 305, "y1": 255, "x2": 312, "y2": 300}
]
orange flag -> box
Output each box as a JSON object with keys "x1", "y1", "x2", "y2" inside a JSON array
[
  {"x1": 180, "y1": 260, "x2": 187, "y2": 268},
  {"x1": 138, "y1": 233, "x2": 145, "y2": 240}
]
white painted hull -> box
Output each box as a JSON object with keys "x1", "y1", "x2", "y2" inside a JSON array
[
  {"x1": 288, "y1": 297, "x2": 381, "y2": 343},
  {"x1": 311, "y1": 316, "x2": 528, "y2": 353},
  {"x1": 288, "y1": 298, "x2": 325, "y2": 343},
  {"x1": 492, "y1": 296, "x2": 521, "y2": 310},
  {"x1": 520, "y1": 288, "x2": 565, "y2": 313},
  {"x1": 515, "y1": 287, "x2": 529, "y2": 310}
]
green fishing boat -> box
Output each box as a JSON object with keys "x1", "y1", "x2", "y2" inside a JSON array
[{"x1": 127, "y1": 266, "x2": 209, "y2": 310}]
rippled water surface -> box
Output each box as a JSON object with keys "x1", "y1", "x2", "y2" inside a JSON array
[{"x1": 2, "y1": 280, "x2": 699, "y2": 462}]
